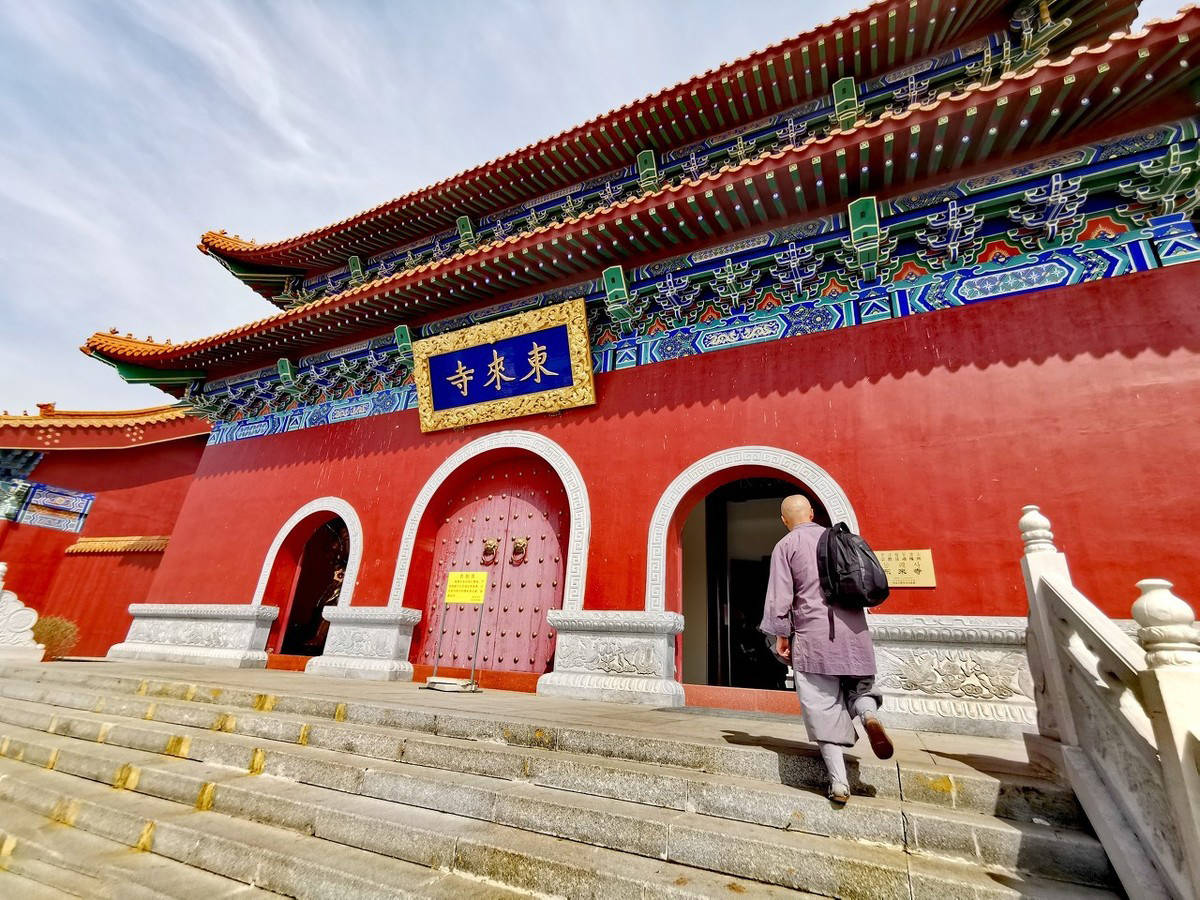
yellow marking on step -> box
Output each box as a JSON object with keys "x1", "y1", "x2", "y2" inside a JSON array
[
  {"x1": 135, "y1": 821, "x2": 154, "y2": 851},
  {"x1": 142, "y1": 703, "x2": 157, "y2": 721},
  {"x1": 921, "y1": 774, "x2": 955, "y2": 794},
  {"x1": 252, "y1": 694, "x2": 277, "y2": 712},
  {"x1": 184, "y1": 684, "x2": 197, "y2": 701},
  {"x1": 44, "y1": 749, "x2": 59, "y2": 771},
  {"x1": 136, "y1": 680, "x2": 148, "y2": 696},
  {"x1": 10, "y1": 747, "x2": 23, "y2": 762},
  {"x1": 124, "y1": 766, "x2": 141, "y2": 791},
  {"x1": 50, "y1": 798, "x2": 78, "y2": 826},
  {"x1": 92, "y1": 697, "x2": 106, "y2": 713},
  {"x1": 165, "y1": 735, "x2": 190, "y2": 758},
  {"x1": 195, "y1": 782, "x2": 216, "y2": 811},
  {"x1": 96, "y1": 723, "x2": 111, "y2": 744},
  {"x1": 113, "y1": 763, "x2": 132, "y2": 789},
  {"x1": 297, "y1": 724, "x2": 310, "y2": 746},
  {"x1": 209, "y1": 688, "x2": 223, "y2": 701},
  {"x1": 0, "y1": 834, "x2": 16, "y2": 858},
  {"x1": 46, "y1": 716, "x2": 60, "y2": 735},
  {"x1": 0, "y1": 737, "x2": 9, "y2": 756},
  {"x1": 334, "y1": 703, "x2": 346, "y2": 722},
  {"x1": 248, "y1": 748, "x2": 265, "y2": 775}
]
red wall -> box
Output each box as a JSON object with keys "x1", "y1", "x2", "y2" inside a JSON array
[
  {"x1": 149, "y1": 263, "x2": 1200, "y2": 637},
  {"x1": 0, "y1": 438, "x2": 206, "y2": 655}
]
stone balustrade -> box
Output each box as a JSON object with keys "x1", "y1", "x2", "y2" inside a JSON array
[
  {"x1": 1019, "y1": 505, "x2": 1200, "y2": 900},
  {"x1": 0, "y1": 562, "x2": 45, "y2": 663}
]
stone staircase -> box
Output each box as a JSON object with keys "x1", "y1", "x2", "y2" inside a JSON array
[{"x1": 0, "y1": 662, "x2": 1118, "y2": 899}]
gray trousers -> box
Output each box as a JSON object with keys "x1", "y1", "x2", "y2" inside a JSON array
[{"x1": 793, "y1": 672, "x2": 881, "y2": 748}]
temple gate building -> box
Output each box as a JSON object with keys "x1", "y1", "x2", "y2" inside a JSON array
[{"x1": 7, "y1": 0, "x2": 1199, "y2": 732}]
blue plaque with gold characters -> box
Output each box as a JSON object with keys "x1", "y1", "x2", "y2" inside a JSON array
[{"x1": 412, "y1": 299, "x2": 595, "y2": 432}]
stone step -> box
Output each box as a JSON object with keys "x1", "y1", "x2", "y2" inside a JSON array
[
  {"x1": 0, "y1": 667, "x2": 1085, "y2": 829},
  {"x1": 0, "y1": 798, "x2": 272, "y2": 898},
  {"x1": 0, "y1": 867, "x2": 79, "y2": 899},
  {"x1": 0, "y1": 733, "x2": 1119, "y2": 900},
  {"x1": 0, "y1": 708, "x2": 1118, "y2": 892},
  {"x1": 0, "y1": 837, "x2": 105, "y2": 898},
  {"x1": 0, "y1": 689, "x2": 1109, "y2": 881},
  {"x1": 0, "y1": 752, "x2": 820, "y2": 900},
  {"x1": 0, "y1": 757, "x2": 545, "y2": 900}
]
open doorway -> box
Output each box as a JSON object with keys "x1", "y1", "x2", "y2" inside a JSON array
[
  {"x1": 264, "y1": 516, "x2": 349, "y2": 657},
  {"x1": 681, "y1": 477, "x2": 830, "y2": 689}
]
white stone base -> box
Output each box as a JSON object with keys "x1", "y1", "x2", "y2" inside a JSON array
[
  {"x1": 305, "y1": 606, "x2": 421, "y2": 681},
  {"x1": 0, "y1": 644, "x2": 45, "y2": 663},
  {"x1": 107, "y1": 604, "x2": 277, "y2": 668},
  {"x1": 870, "y1": 614, "x2": 1038, "y2": 738},
  {"x1": 537, "y1": 610, "x2": 685, "y2": 706}
]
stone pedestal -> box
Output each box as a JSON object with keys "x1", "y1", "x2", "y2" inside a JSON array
[
  {"x1": 871, "y1": 614, "x2": 1038, "y2": 738},
  {"x1": 537, "y1": 610, "x2": 685, "y2": 706},
  {"x1": 306, "y1": 606, "x2": 421, "y2": 681},
  {"x1": 0, "y1": 567, "x2": 45, "y2": 663},
  {"x1": 107, "y1": 604, "x2": 277, "y2": 667}
]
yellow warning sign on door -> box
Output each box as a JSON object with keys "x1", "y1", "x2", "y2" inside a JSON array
[{"x1": 445, "y1": 571, "x2": 488, "y2": 604}]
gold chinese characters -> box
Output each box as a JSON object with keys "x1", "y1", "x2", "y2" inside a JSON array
[
  {"x1": 413, "y1": 298, "x2": 595, "y2": 433},
  {"x1": 445, "y1": 342, "x2": 562, "y2": 398}
]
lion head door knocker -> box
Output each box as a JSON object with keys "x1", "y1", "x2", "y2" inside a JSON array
[
  {"x1": 481, "y1": 537, "x2": 500, "y2": 566},
  {"x1": 509, "y1": 536, "x2": 529, "y2": 566}
]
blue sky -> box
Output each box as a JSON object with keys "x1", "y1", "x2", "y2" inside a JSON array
[{"x1": 0, "y1": 0, "x2": 1184, "y2": 412}]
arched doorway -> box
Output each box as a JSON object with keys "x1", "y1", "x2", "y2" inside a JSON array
[
  {"x1": 410, "y1": 451, "x2": 569, "y2": 676},
  {"x1": 280, "y1": 518, "x2": 349, "y2": 655},
  {"x1": 258, "y1": 508, "x2": 354, "y2": 657},
  {"x1": 680, "y1": 477, "x2": 830, "y2": 690},
  {"x1": 641, "y1": 446, "x2": 858, "y2": 706}
]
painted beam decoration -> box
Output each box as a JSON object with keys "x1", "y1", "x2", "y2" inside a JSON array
[
  {"x1": 413, "y1": 299, "x2": 595, "y2": 432},
  {"x1": 0, "y1": 481, "x2": 95, "y2": 533}
]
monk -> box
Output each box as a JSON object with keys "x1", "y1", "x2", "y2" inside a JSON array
[{"x1": 759, "y1": 494, "x2": 893, "y2": 804}]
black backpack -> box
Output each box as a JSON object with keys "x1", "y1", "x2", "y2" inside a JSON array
[{"x1": 817, "y1": 522, "x2": 890, "y2": 609}]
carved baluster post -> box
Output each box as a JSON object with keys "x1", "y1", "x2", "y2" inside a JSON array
[
  {"x1": 1133, "y1": 579, "x2": 1200, "y2": 897},
  {"x1": 0, "y1": 561, "x2": 46, "y2": 663},
  {"x1": 1018, "y1": 505, "x2": 1078, "y2": 744}
]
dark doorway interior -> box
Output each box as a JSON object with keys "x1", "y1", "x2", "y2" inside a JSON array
[
  {"x1": 281, "y1": 517, "x2": 349, "y2": 656},
  {"x1": 695, "y1": 478, "x2": 830, "y2": 690}
]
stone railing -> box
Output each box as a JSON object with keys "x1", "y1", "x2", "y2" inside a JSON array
[
  {"x1": 1019, "y1": 506, "x2": 1200, "y2": 900},
  {"x1": 0, "y1": 562, "x2": 44, "y2": 663}
]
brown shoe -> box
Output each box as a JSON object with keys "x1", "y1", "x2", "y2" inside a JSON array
[{"x1": 863, "y1": 716, "x2": 894, "y2": 760}]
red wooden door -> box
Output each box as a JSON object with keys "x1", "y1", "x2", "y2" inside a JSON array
[{"x1": 417, "y1": 457, "x2": 568, "y2": 674}]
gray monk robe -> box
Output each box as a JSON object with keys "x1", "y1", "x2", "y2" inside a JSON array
[{"x1": 759, "y1": 521, "x2": 882, "y2": 747}]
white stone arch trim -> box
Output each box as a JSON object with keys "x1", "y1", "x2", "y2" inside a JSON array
[
  {"x1": 644, "y1": 446, "x2": 858, "y2": 613},
  {"x1": 388, "y1": 430, "x2": 590, "y2": 611},
  {"x1": 250, "y1": 496, "x2": 363, "y2": 608}
]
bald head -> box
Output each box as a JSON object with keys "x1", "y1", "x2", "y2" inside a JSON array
[{"x1": 780, "y1": 494, "x2": 814, "y2": 529}]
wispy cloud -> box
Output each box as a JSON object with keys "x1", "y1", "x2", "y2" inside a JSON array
[{"x1": 0, "y1": 0, "x2": 1184, "y2": 410}]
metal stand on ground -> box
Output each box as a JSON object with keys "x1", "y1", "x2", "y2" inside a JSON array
[{"x1": 423, "y1": 597, "x2": 485, "y2": 693}]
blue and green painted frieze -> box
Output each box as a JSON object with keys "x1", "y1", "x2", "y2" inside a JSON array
[{"x1": 198, "y1": 121, "x2": 1200, "y2": 446}]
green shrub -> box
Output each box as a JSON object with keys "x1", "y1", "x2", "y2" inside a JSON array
[{"x1": 32, "y1": 616, "x2": 80, "y2": 660}]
